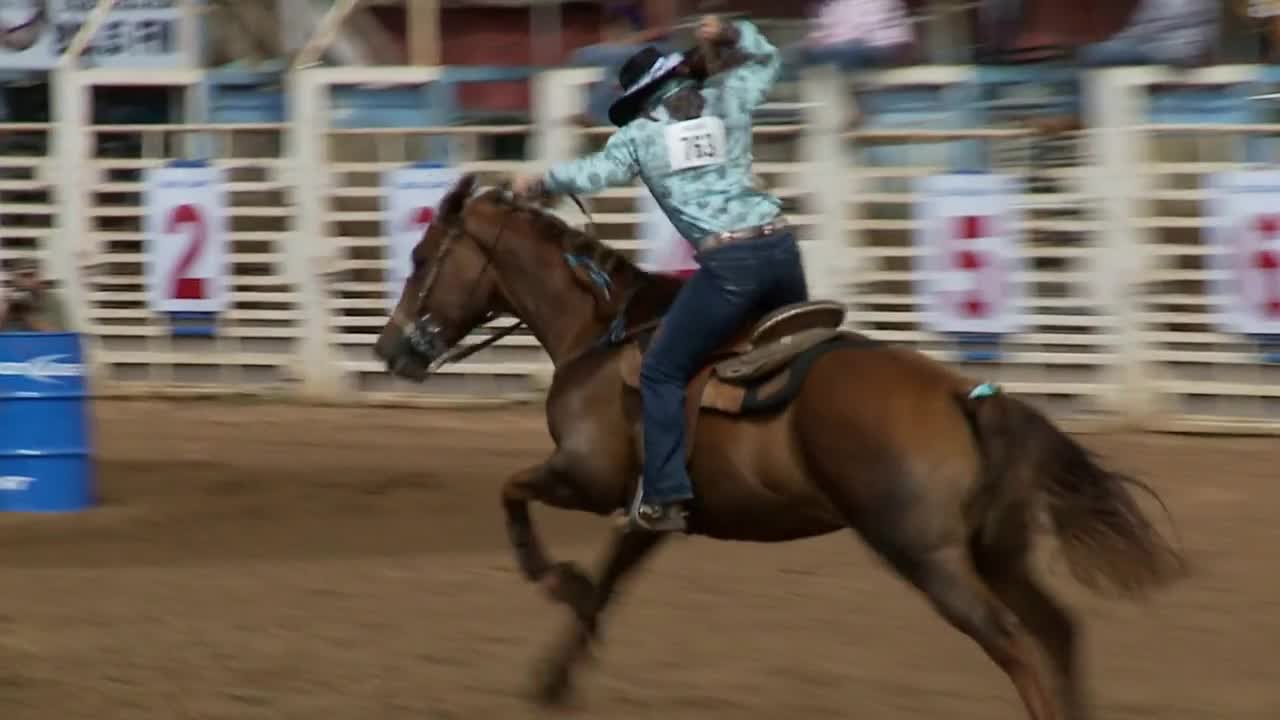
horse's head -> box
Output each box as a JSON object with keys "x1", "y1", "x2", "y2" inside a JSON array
[
  {"x1": 375, "y1": 173, "x2": 680, "y2": 380},
  {"x1": 374, "y1": 174, "x2": 510, "y2": 381}
]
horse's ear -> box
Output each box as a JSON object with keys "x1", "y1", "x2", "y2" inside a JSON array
[{"x1": 439, "y1": 173, "x2": 478, "y2": 220}]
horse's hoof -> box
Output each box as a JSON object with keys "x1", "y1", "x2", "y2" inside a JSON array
[{"x1": 530, "y1": 660, "x2": 574, "y2": 707}]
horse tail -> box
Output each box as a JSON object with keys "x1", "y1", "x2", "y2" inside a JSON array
[{"x1": 957, "y1": 386, "x2": 1186, "y2": 598}]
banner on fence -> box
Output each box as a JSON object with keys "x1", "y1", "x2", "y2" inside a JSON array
[
  {"x1": 382, "y1": 164, "x2": 459, "y2": 309},
  {"x1": 912, "y1": 173, "x2": 1026, "y2": 334},
  {"x1": 637, "y1": 187, "x2": 699, "y2": 278},
  {"x1": 0, "y1": 0, "x2": 186, "y2": 70},
  {"x1": 1204, "y1": 169, "x2": 1280, "y2": 336},
  {"x1": 143, "y1": 163, "x2": 229, "y2": 315}
]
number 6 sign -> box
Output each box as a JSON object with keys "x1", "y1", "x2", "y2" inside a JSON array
[
  {"x1": 144, "y1": 162, "x2": 230, "y2": 314},
  {"x1": 1204, "y1": 170, "x2": 1280, "y2": 335},
  {"x1": 382, "y1": 163, "x2": 460, "y2": 309},
  {"x1": 912, "y1": 173, "x2": 1026, "y2": 335}
]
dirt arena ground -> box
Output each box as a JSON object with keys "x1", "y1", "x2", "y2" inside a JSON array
[{"x1": 1, "y1": 399, "x2": 1277, "y2": 719}]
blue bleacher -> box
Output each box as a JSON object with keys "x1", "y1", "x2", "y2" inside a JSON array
[{"x1": 203, "y1": 68, "x2": 287, "y2": 124}]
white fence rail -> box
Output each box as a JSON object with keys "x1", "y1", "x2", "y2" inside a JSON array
[{"x1": 9, "y1": 63, "x2": 1280, "y2": 430}]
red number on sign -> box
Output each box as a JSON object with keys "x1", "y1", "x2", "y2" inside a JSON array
[
  {"x1": 166, "y1": 203, "x2": 208, "y2": 300},
  {"x1": 1250, "y1": 215, "x2": 1280, "y2": 317},
  {"x1": 405, "y1": 206, "x2": 435, "y2": 234},
  {"x1": 1254, "y1": 250, "x2": 1280, "y2": 316},
  {"x1": 953, "y1": 215, "x2": 992, "y2": 318}
]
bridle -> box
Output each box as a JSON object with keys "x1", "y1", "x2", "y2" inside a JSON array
[
  {"x1": 387, "y1": 187, "x2": 642, "y2": 375},
  {"x1": 388, "y1": 196, "x2": 526, "y2": 373}
]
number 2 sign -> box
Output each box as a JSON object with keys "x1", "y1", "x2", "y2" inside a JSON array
[
  {"x1": 144, "y1": 163, "x2": 229, "y2": 314},
  {"x1": 382, "y1": 164, "x2": 460, "y2": 309},
  {"x1": 912, "y1": 173, "x2": 1026, "y2": 335}
]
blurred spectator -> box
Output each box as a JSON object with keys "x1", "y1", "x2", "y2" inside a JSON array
[
  {"x1": 789, "y1": 0, "x2": 915, "y2": 71},
  {"x1": 1075, "y1": 0, "x2": 1219, "y2": 68},
  {"x1": 975, "y1": 0, "x2": 1159, "y2": 64},
  {"x1": 1018, "y1": 0, "x2": 1220, "y2": 136},
  {"x1": 568, "y1": 1, "x2": 680, "y2": 126},
  {"x1": 975, "y1": 0, "x2": 1026, "y2": 61},
  {"x1": 1227, "y1": 0, "x2": 1277, "y2": 62},
  {"x1": 0, "y1": 258, "x2": 68, "y2": 333}
]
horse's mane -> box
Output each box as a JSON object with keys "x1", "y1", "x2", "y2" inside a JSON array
[
  {"x1": 513, "y1": 196, "x2": 649, "y2": 286},
  {"x1": 436, "y1": 173, "x2": 685, "y2": 326},
  {"x1": 440, "y1": 173, "x2": 650, "y2": 288}
]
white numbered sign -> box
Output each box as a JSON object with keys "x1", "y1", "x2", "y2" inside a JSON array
[
  {"x1": 144, "y1": 164, "x2": 230, "y2": 314},
  {"x1": 912, "y1": 173, "x2": 1026, "y2": 334},
  {"x1": 664, "y1": 116, "x2": 727, "y2": 172},
  {"x1": 382, "y1": 165, "x2": 460, "y2": 308},
  {"x1": 638, "y1": 187, "x2": 699, "y2": 278},
  {"x1": 0, "y1": 0, "x2": 187, "y2": 71},
  {"x1": 1204, "y1": 170, "x2": 1280, "y2": 335}
]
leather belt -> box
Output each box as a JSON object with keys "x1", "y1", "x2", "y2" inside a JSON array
[{"x1": 699, "y1": 217, "x2": 789, "y2": 253}]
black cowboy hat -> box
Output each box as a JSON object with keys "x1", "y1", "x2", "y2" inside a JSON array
[{"x1": 607, "y1": 46, "x2": 690, "y2": 127}]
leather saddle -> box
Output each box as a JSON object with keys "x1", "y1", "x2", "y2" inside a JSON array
[{"x1": 619, "y1": 300, "x2": 873, "y2": 451}]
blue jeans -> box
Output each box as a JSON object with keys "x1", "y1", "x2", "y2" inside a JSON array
[
  {"x1": 569, "y1": 41, "x2": 675, "y2": 125},
  {"x1": 638, "y1": 229, "x2": 809, "y2": 504}
]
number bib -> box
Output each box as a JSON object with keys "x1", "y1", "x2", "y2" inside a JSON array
[{"x1": 664, "y1": 116, "x2": 727, "y2": 172}]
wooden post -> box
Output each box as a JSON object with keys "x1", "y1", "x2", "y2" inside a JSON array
[
  {"x1": 531, "y1": 0, "x2": 562, "y2": 68},
  {"x1": 292, "y1": 0, "x2": 362, "y2": 69},
  {"x1": 277, "y1": 0, "x2": 310, "y2": 55},
  {"x1": 179, "y1": 0, "x2": 202, "y2": 69},
  {"x1": 407, "y1": 0, "x2": 441, "y2": 66}
]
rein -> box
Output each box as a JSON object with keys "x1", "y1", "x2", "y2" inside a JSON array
[
  {"x1": 564, "y1": 192, "x2": 597, "y2": 239},
  {"x1": 391, "y1": 201, "x2": 527, "y2": 373}
]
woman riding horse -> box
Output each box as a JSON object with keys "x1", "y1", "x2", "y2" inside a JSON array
[
  {"x1": 376, "y1": 19, "x2": 1185, "y2": 711},
  {"x1": 513, "y1": 14, "x2": 805, "y2": 533}
]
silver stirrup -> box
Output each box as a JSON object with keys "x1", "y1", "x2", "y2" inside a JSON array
[
  {"x1": 613, "y1": 484, "x2": 641, "y2": 527},
  {"x1": 615, "y1": 484, "x2": 646, "y2": 528}
]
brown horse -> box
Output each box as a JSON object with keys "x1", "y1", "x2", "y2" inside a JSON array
[{"x1": 373, "y1": 174, "x2": 1185, "y2": 720}]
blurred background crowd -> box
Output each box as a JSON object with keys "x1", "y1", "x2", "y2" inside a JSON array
[
  {"x1": 0, "y1": 0, "x2": 1268, "y2": 339},
  {"x1": 0, "y1": 1, "x2": 1263, "y2": 128}
]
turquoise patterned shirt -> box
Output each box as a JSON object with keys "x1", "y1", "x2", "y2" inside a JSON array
[{"x1": 542, "y1": 20, "x2": 783, "y2": 249}]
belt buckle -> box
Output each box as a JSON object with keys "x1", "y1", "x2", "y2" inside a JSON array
[{"x1": 706, "y1": 219, "x2": 780, "y2": 251}]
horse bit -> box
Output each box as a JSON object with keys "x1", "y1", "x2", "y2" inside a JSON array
[{"x1": 388, "y1": 204, "x2": 523, "y2": 373}]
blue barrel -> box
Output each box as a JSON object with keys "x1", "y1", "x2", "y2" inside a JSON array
[{"x1": 0, "y1": 332, "x2": 94, "y2": 512}]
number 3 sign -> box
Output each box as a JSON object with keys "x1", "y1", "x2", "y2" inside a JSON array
[
  {"x1": 382, "y1": 163, "x2": 460, "y2": 308},
  {"x1": 144, "y1": 162, "x2": 230, "y2": 314},
  {"x1": 912, "y1": 173, "x2": 1026, "y2": 335}
]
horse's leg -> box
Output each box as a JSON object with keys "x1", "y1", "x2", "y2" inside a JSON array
[
  {"x1": 501, "y1": 462, "x2": 558, "y2": 584},
  {"x1": 883, "y1": 543, "x2": 1060, "y2": 720},
  {"x1": 501, "y1": 459, "x2": 599, "y2": 606},
  {"x1": 971, "y1": 514, "x2": 1089, "y2": 720},
  {"x1": 983, "y1": 562, "x2": 1086, "y2": 720},
  {"x1": 533, "y1": 528, "x2": 667, "y2": 706}
]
